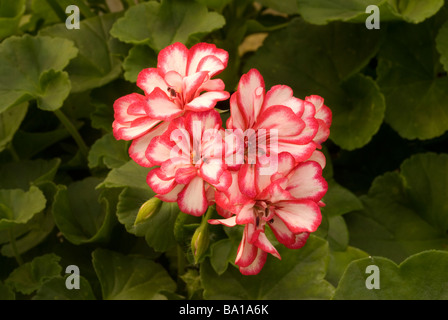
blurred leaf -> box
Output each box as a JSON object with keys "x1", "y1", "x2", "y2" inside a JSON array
[
  {"x1": 321, "y1": 179, "x2": 363, "y2": 217},
  {"x1": 92, "y1": 248, "x2": 177, "y2": 300},
  {"x1": 98, "y1": 160, "x2": 151, "y2": 190},
  {"x1": 0, "y1": 0, "x2": 26, "y2": 39},
  {"x1": 0, "y1": 102, "x2": 28, "y2": 153},
  {"x1": 326, "y1": 246, "x2": 369, "y2": 287},
  {"x1": 333, "y1": 250, "x2": 448, "y2": 299},
  {"x1": 346, "y1": 153, "x2": 448, "y2": 263},
  {"x1": 5, "y1": 253, "x2": 62, "y2": 295},
  {"x1": 40, "y1": 13, "x2": 123, "y2": 93},
  {"x1": 377, "y1": 14, "x2": 448, "y2": 140},
  {"x1": 436, "y1": 20, "x2": 448, "y2": 72},
  {"x1": 13, "y1": 128, "x2": 71, "y2": 159},
  {"x1": 90, "y1": 102, "x2": 114, "y2": 133},
  {"x1": 327, "y1": 215, "x2": 349, "y2": 251},
  {"x1": 0, "y1": 186, "x2": 46, "y2": 231},
  {"x1": 246, "y1": 18, "x2": 385, "y2": 150},
  {"x1": 110, "y1": 0, "x2": 226, "y2": 51},
  {"x1": 33, "y1": 275, "x2": 96, "y2": 300},
  {"x1": 201, "y1": 235, "x2": 335, "y2": 299},
  {"x1": 194, "y1": 0, "x2": 232, "y2": 12},
  {"x1": 88, "y1": 133, "x2": 130, "y2": 169},
  {"x1": 387, "y1": 0, "x2": 444, "y2": 23},
  {"x1": 123, "y1": 45, "x2": 157, "y2": 83},
  {"x1": 257, "y1": 0, "x2": 298, "y2": 15},
  {"x1": 116, "y1": 187, "x2": 179, "y2": 252},
  {"x1": 0, "y1": 35, "x2": 77, "y2": 113},
  {"x1": 0, "y1": 158, "x2": 61, "y2": 189},
  {"x1": 52, "y1": 177, "x2": 116, "y2": 245},
  {"x1": 0, "y1": 281, "x2": 14, "y2": 300},
  {"x1": 180, "y1": 268, "x2": 203, "y2": 299}
]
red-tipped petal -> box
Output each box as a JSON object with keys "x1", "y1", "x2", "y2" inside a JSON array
[
  {"x1": 262, "y1": 85, "x2": 304, "y2": 115},
  {"x1": 177, "y1": 176, "x2": 208, "y2": 216},
  {"x1": 237, "y1": 69, "x2": 265, "y2": 127},
  {"x1": 235, "y1": 226, "x2": 258, "y2": 268},
  {"x1": 146, "y1": 88, "x2": 183, "y2": 120},
  {"x1": 274, "y1": 200, "x2": 322, "y2": 233},
  {"x1": 156, "y1": 183, "x2": 184, "y2": 202},
  {"x1": 285, "y1": 161, "x2": 328, "y2": 201},
  {"x1": 238, "y1": 164, "x2": 257, "y2": 198},
  {"x1": 208, "y1": 215, "x2": 237, "y2": 227},
  {"x1": 137, "y1": 68, "x2": 167, "y2": 96},
  {"x1": 157, "y1": 42, "x2": 189, "y2": 76},
  {"x1": 187, "y1": 42, "x2": 228, "y2": 76},
  {"x1": 196, "y1": 55, "x2": 226, "y2": 78},
  {"x1": 185, "y1": 91, "x2": 230, "y2": 112},
  {"x1": 147, "y1": 168, "x2": 176, "y2": 194},
  {"x1": 239, "y1": 248, "x2": 268, "y2": 275}
]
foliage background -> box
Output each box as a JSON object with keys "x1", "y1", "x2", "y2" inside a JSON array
[{"x1": 0, "y1": 0, "x2": 448, "y2": 300}]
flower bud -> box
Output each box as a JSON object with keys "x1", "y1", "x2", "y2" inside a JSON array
[
  {"x1": 134, "y1": 197, "x2": 162, "y2": 225},
  {"x1": 191, "y1": 224, "x2": 210, "y2": 264}
]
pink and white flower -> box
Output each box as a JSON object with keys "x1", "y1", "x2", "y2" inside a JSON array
[
  {"x1": 146, "y1": 109, "x2": 232, "y2": 216},
  {"x1": 210, "y1": 152, "x2": 328, "y2": 275},
  {"x1": 113, "y1": 42, "x2": 230, "y2": 167}
]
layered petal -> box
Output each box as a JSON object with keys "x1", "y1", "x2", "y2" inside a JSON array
[
  {"x1": 177, "y1": 176, "x2": 208, "y2": 216},
  {"x1": 187, "y1": 42, "x2": 229, "y2": 77},
  {"x1": 273, "y1": 200, "x2": 322, "y2": 233},
  {"x1": 284, "y1": 161, "x2": 328, "y2": 201},
  {"x1": 157, "y1": 42, "x2": 189, "y2": 76}
]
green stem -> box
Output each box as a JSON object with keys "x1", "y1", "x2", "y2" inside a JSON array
[
  {"x1": 7, "y1": 144, "x2": 20, "y2": 162},
  {"x1": 203, "y1": 205, "x2": 215, "y2": 223},
  {"x1": 9, "y1": 229, "x2": 23, "y2": 266},
  {"x1": 54, "y1": 109, "x2": 89, "y2": 159},
  {"x1": 46, "y1": 0, "x2": 67, "y2": 23}
]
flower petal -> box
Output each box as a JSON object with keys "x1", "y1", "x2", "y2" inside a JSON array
[
  {"x1": 200, "y1": 158, "x2": 225, "y2": 185},
  {"x1": 235, "y1": 226, "x2": 258, "y2": 268},
  {"x1": 274, "y1": 200, "x2": 322, "y2": 233},
  {"x1": 239, "y1": 248, "x2": 268, "y2": 276},
  {"x1": 184, "y1": 91, "x2": 230, "y2": 112},
  {"x1": 196, "y1": 55, "x2": 226, "y2": 78},
  {"x1": 238, "y1": 164, "x2": 257, "y2": 198},
  {"x1": 262, "y1": 85, "x2": 304, "y2": 114},
  {"x1": 146, "y1": 87, "x2": 183, "y2": 120},
  {"x1": 208, "y1": 215, "x2": 237, "y2": 227},
  {"x1": 285, "y1": 161, "x2": 328, "y2": 201},
  {"x1": 253, "y1": 105, "x2": 305, "y2": 139},
  {"x1": 175, "y1": 166, "x2": 197, "y2": 185},
  {"x1": 137, "y1": 68, "x2": 168, "y2": 96},
  {"x1": 177, "y1": 176, "x2": 208, "y2": 216},
  {"x1": 147, "y1": 168, "x2": 176, "y2": 194},
  {"x1": 255, "y1": 232, "x2": 281, "y2": 259},
  {"x1": 187, "y1": 42, "x2": 228, "y2": 76},
  {"x1": 157, "y1": 42, "x2": 188, "y2": 76},
  {"x1": 156, "y1": 183, "x2": 184, "y2": 202},
  {"x1": 237, "y1": 69, "x2": 265, "y2": 128}
]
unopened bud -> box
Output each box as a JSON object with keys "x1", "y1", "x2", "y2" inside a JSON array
[
  {"x1": 134, "y1": 197, "x2": 162, "y2": 225},
  {"x1": 191, "y1": 224, "x2": 210, "y2": 264}
]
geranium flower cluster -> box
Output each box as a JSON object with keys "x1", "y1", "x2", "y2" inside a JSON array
[{"x1": 113, "y1": 42, "x2": 332, "y2": 275}]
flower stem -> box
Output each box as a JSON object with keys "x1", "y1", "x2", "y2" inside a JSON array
[
  {"x1": 46, "y1": 0, "x2": 68, "y2": 23},
  {"x1": 53, "y1": 109, "x2": 89, "y2": 159},
  {"x1": 9, "y1": 228, "x2": 23, "y2": 266},
  {"x1": 72, "y1": 0, "x2": 95, "y2": 18}
]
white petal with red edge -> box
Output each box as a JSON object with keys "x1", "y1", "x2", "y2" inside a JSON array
[
  {"x1": 208, "y1": 216, "x2": 237, "y2": 227},
  {"x1": 146, "y1": 88, "x2": 183, "y2": 120},
  {"x1": 228, "y1": 93, "x2": 246, "y2": 130},
  {"x1": 185, "y1": 91, "x2": 229, "y2": 112},
  {"x1": 235, "y1": 202, "x2": 256, "y2": 224},
  {"x1": 146, "y1": 135, "x2": 174, "y2": 165},
  {"x1": 161, "y1": 157, "x2": 190, "y2": 179},
  {"x1": 289, "y1": 232, "x2": 310, "y2": 249},
  {"x1": 239, "y1": 248, "x2": 267, "y2": 276},
  {"x1": 183, "y1": 71, "x2": 209, "y2": 103},
  {"x1": 307, "y1": 150, "x2": 326, "y2": 169},
  {"x1": 277, "y1": 141, "x2": 317, "y2": 163},
  {"x1": 177, "y1": 176, "x2": 208, "y2": 216},
  {"x1": 157, "y1": 42, "x2": 188, "y2": 76},
  {"x1": 113, "y1": 93, "x2": 146, "y2": 123},
  {"x1": 285, "y1": 161, "x2": 327, "y2": 201},
  {"x1": 238, "y1": 164, "x2": 257, "y2": 198},
  {"x1": 175, "y1": 166, "x2": 197, "y2": 185},
  {"x1": 147, "y1": 168, "x2": 176, "y2": 194},
  {"x1": 113, "y1": 117, "x2": 160, "y2": 140},
  {"x1": 235, "y1": 226, "x2": 258, "y2": 268},
  {"x1": 137, "y1": 68, "x2": 167, "y2": 96},
  {"x1": 254, "y1": 105, "x2": 304, "y2": 138},
  {"x1": 129, "y1": 131, "x2": 159, "y2": 167},
  {"x1": 212, "y1": 169, "x2": 232, "y2": 192},
  {"x1": 274, "y1": 200, "x2": 322, "y2": 233},
  {"x1": 196, "y1": 55, "x2": 226, "y2": 78},
  {"x1": 156, "y1": 183, "x2": 184, "y2": 202},
  {"x1": 255, "y1": 232, "x2": 280, "y2": 259},
  {"x1": 262, "y1": 85, "x2": 304, "y2": 115},
  {"x1": 200, "y1": 158, "x2": 225, "y2": 185},
  {"x1": 187, "y1": 43, "x2": 228, "y2": 76},
  {"x1": 199, "y1": 78, "x2": 225, "y2": 92},
  {"x1": 237, "y1": 69, "x2": 265, "y2": 127}
]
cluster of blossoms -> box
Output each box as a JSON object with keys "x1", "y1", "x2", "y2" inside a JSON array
[{"x1": 113, "y1": 42, "x2": 331, "y2": 275}]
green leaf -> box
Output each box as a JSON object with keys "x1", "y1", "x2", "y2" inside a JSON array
[
  {"x1": 116, "y1": 187, "x2": 179, "y2": 252},
  {"x1": 387, "y1": 0, "x2": 444, "y2": 23},
  {"x1": 333, "y1": 250, "x2": 448, "y2": 299},
  {"x1": 377, "y1": 15, "x2": 448, "y2": 140},
  {"x1": 295, "y1": 0, "x2": 384, "y2": 25},
  {"x1": 0, "y1": 281, "x2": 14, "y2": 300},
  {"x1": 245, "y1": 19, "x2": 385, "y2": 150},
  {"x1": 12, "y1": 128, "x2": 71, "y2": 159},
  {"x1": 33, "y1": 275, "x2": 96, "y2": 300},
  {"x1": 88, "y1": 133, "x2": 130, "y2": 169},
  {"x1": 0, "y1": 186, "x2": 46, "y2": 231},
  {"x1": 201, "y1": 235, "x2": 335, "y2": 299},
  {"x1": 346, "y1": 153, "x2": 448, "y2": 263},
  {"x1": 99, "y1": 160, "x2": 151, "y2": 190},
  {"x1": 40, "y1": 13, "x2": 123, "y2": 93},
  {"x1": 92, "y1": 248, "x2": 177, "y2": 300},
  {"x1": 327, "y1": 215, "x2": 349, "y2": 251},
  {"x1": 52, "y1": 177, "x2": 116, "y2": 245},
  {"x1": 256, "y1": 0, "x2": 298, "y2": 15},
  {"x1": 110, "y1": 0, "x2": 226, "y2": 51},
  {"x1": 0, "y1": 0, "x2": 26, "y2": 39},
  {"x1": 0, "y1": 34, "x2": 78, "y2": 113},
  {"x1": 123, "y1": 45, "x2": 157, "y2": 83},
  {"x1": 5, "y1": 253, "x2": 62, "y2": 295},
  {"x1": 326, "y1": 246, "x2": 369, "y2": 287},
  {"x1": 209, "y1": 238, "x2": 236, "y2": 275},
  {"x1": 0, "y1": 158, "x2": 61, "y2": 190},
  {"x1": 0, "y1": 102, "x2": 28, "y2": 153},
  {"x1": 436, "y1": 20, "x2": 448, "y2": 72},
  {"x1": 321, "y1": 179, "x2": 363, "y2": 217}
]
